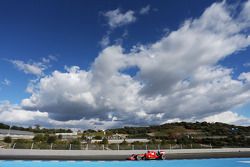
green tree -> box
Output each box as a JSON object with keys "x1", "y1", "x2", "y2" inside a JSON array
[
  {"x1": 121, "y1": 139, "x2": 127, "y2": 145},
  {"x1": 3, "y1": 136, "x2": 12, "y2": 143},
  {"x1": 101, "y1": 138, "x2": 108, "y2": 145},
  {"x1": 94, "y1": 135, "x2": 102, "y2": 140},
  {"x1": 70, "y1": 139, "x2": 80, "y2": 145},
  {"x1": 47, "y1": 135, "x2": 57, "y2": 144},
  {"x1": 81, "y1": 134, "x2": 87, "y2": 140},
  {"x1": 34, "y1": 124, "x2": 40, "y2": 130},
  {"x1": 33, "y1": 134, "x2": 46, "y2": 142},
  {"x1": 58, "y1": 134, "x2": 63, "y2": 140}
]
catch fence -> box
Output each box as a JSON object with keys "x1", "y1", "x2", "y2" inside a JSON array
[{"x1": 9, "y1": 143, "x2": 213, "y2": 150}]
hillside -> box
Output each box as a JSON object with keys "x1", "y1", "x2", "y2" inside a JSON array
[
  {"x1": 106, "y1": 122, "x2": 250, "y2": 147},
  {"x1": 1, "y1": 122, "x2": 250, "y2": 147},
  {"x1": 0, "y1": 123, "x2": 72, "y2": 134},
  {"x1": 107, "y1": 122, "x2": 250, "y2": 137}
]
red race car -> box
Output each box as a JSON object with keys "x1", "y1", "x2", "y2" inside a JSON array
[{"x1": 127, "y1": 151, "x2": 167, "y2": 160}]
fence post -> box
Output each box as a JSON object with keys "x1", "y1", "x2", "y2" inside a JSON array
[
  {"x1": 146, "y1": 144, "x2": 148, "y2": 150},
  {"x1": 117, "y1": 144, "x2": 119, "y2": 151},
  {"x1": 132, "y1": 145, "x2": 134, "y2": 150},
  {"x1": 102, "y1": 144, "x2": 104, "y2": 150},
  {"x1": 50, "y1": 143, "x2": 53, "y2": 150},
  {"x1": 210, "y1": 143, "x2": 212, "y2": 149},
  {"x1": 69, "y1": 144, "x2": 71, "y2": 150},
  {"x1": 31, "y1": 143, "x2": 34, "y2": 150},
  {"x1": 12, "y1": 143, "x2": 16, "y2": 149}
]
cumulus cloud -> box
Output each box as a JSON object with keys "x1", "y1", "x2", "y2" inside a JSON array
[
  {"x1": 239, "y1": 72, "x2": 250, "y2": 82},
  {"x1": 139, "y1": 5, "x2": 151, "y2": 15},
  {"x1": 163, "y1": 111, "x2": 250, "y2": 126},
  {"x1": 0, "y1": 101, "x2": 48, "y2": 125},
  {"x1": 202, "y1": 111, "x2": 250, "y2": 126},
  {"x1": 103, "y1": 8, "x2": 136, "y2": 28},
  {"x1": 5, "y1": 1, "x2": 250, "y2": 128},
  {"x1": 0, "y1": 101, "x2": 117, "y2": 129}
]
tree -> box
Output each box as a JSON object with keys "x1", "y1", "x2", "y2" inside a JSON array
[
  {"x1": 94, "y1": 135, "x2": 102, "y2": 140},
  {"x1": 47, "y1": 135, "x2": 57, "y2": 144},
  {"x1": 33, "y1": 134, "x2": 46, "y2": 142},
  {"x1": 101, "y1": 138, "x2": 108, "y2": 145},
  {"x1": 70, "y1": 139, "x2": 80, "y2": 145},
  {"x1": 81, "y1": 134, "x2": 87, "y2": 140},
  {"x1": 34, "y1": 124, "x2": 40, "y2": 130},
  {"x1": 121, "y1": 139, "x2": 127, "y2": 145},
  {"x1": 58, "y1": 134, "x2": 63, "y2": 140},
  {"x1": 3, "y1": 136, "x2": 12, "y2": 143}
]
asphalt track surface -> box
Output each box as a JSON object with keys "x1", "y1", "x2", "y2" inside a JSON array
[{"x1": 0, "y1": 148, "x2": 250, "y2": 160}]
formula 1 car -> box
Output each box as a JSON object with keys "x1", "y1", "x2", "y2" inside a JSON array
[{"x1": 127, "y1": 151, "x2": 167, "y2": 160}]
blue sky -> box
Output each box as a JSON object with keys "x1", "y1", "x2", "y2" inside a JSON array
[
  {"x1": 0, "y1": 0, "x2": 250, "y2": 129},
  {"x1": 0, "y1": 0, "x2": 216, "y2": 102}
]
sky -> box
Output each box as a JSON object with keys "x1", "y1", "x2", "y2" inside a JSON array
[{"x1": 0, "y1": 0, "x2": 250, "y2": 129}]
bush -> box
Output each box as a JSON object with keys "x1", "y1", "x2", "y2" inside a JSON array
[
  {"x1": 93, "y1": 135, "x2": 102, "y2": 140},
  {"x1": 121, "y1": 139, "x2": 128, "y2": 145},
  {"x1": 47, "y1": 135, "x2": 57, "y2": 144},
  {"x1": 101, "y1": 138, "x2": 108, "y2": 145},
  {"x1": 3, "y1": 136, "x2": 12, "y2": 143},
  {"x1": 33, "y1": 134, "x2": 47, "y2": 142},
  {"x1": 58, "y1": 134, "x2": 62, "y2": 140},
  {"x1": 70, "y1": 139, "x2": 80, "y2": 145},
  {"x1": 15, "y1": 139, "x2": 31, "y2": 143}
]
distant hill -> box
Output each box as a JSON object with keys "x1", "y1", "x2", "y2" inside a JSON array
[
  {"x1": 1, "y1": 121, "x2": 250, "y2": 147},
  {"x1": 107, "y1": 122, "x2": 250, "y2": 138},
  {"x1": 106, "y1": 122, "x2": 250, "y2": 147},
  {"x1": 0, "y1": 123, "x2": 72, "y2": 134}
]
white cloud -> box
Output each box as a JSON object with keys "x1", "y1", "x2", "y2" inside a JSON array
[
  {"x1": 9, "y1": 55, "x2": 56, "y2": 77},
  {"x1": 139, "y1": 5, "x2": 151, "y2": 15},
  {"x1": 1, "y1": 79, "x2": 11, "y2": 86},
  {"x1": 103, "y1": 8, "x2": 136, "y2": 28},
  {"x1": 238, "y1": 72, "x2": 250, "y2": 82},
  {"x1": 48, "y1": 55, "x2": 58, "y2": 61},
  {"x1": 100, "y1": 33, "x2": 110, "y2": 48},
  {"x1": 202, "y1": 111, "x2": 250, "y2": 126},
  {"x1": 0, "y1": 101, "x2": 48, "y2": 125},
  {"x1": 244, "y1": 62, "x2": 250, "y2": 67},
  {"x1": 0, "y1": 101, "x2": 117, "y2": 129},
  {"x1": 162, "y1": 111, "x2": 250, "y2": 126},
  {"x1": 133, "y1": 1, "x2": 250, "y2": 96},
  {"x1": 10, "y1": 60, "x2": 46, "y2": 76},
  {"x1": 4, "y1": 1, "x2": 250, "y2": 128}
]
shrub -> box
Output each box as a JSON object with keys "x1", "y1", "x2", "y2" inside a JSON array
[
  {"x1": 3, "y1": 136, "x2": 12, "y2": 143},
  {"x1": 47, "y1": 135, "x2": 57, "y2": 144}
]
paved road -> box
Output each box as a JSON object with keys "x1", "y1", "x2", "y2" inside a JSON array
[{"x1": 0, "y1": 148, "x2": 250, "y2": 160}]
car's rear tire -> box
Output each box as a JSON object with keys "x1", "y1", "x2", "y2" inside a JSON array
[
  {"x1": 160, "y1": 154, "x2": 167, "y2": 160},
  {"x1": 136, "y1": 155, "x2": 143, "y2": 160}
]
